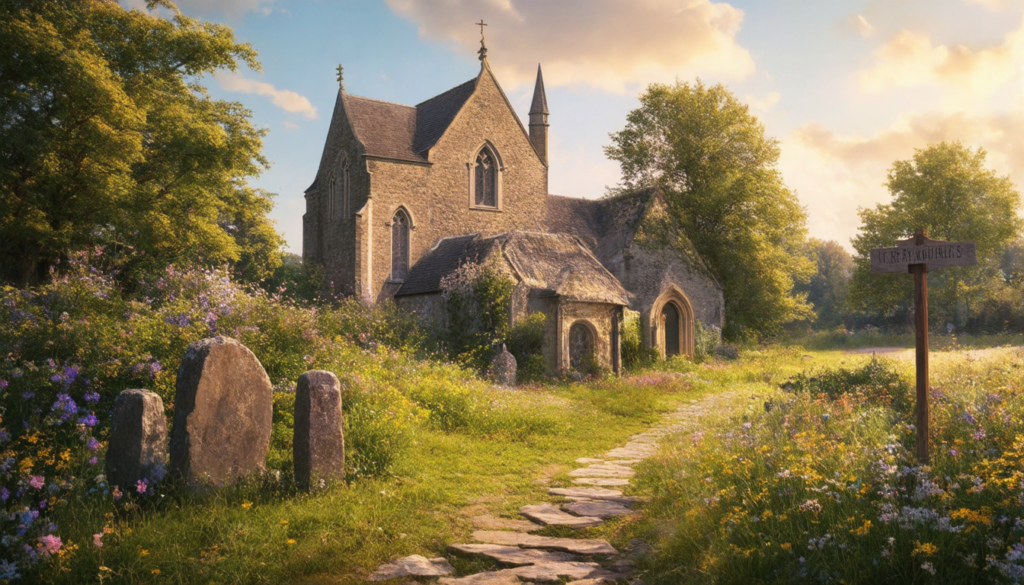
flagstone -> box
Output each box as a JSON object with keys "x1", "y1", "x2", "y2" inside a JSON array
[
  {"x1": 571, "y1": 477, "x2": 630, "y2": 486},
  {"x1": 368, "y1": 555, "x2": 453, "y2": 581},
  {"x1": 519, "y1": 504, "x2": 603, "y2": 527},
  {"x1": 471, "y1": 531, "x2": 617, "y2": 555},
  {"x1": 448, "y1": 543, "x2": 576, "y2": 565},
  {"x1": 563, "y1": 500, "x2": 634, "y2": 518}
]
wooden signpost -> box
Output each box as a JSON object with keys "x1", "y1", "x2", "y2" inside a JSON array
[{"x1": 870, "y1": 231, "x2": 977, "y2": 464}]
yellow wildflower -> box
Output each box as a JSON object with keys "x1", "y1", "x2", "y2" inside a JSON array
[
  {"x1": 280, "y1": 520, "x2": 289, "y2": 525},
  {"x1": 851, "y1": 520, "x2": 872, "y2": 536},
  {"x1": 140, "y1": 549, "x2": 149, "y2": 557},
  {"x1": 912, "y1": 542, "x2": 938, "y2": 556},
  {"x1": 241, "y1": 501, "x2": 252, "y2": 510},
  {"x1": 781, "y1": 543, "x2": 791, "y2": 550},
  {"x1": 286, "y1": 539, "x2": 296, "y2": 545},
  {"x1": 152, "y1": 569, "x2": 160, "y2": 575}
]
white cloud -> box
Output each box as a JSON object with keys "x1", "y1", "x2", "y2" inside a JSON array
[
  {"x1": 284, "y1": 121, "x2": 300, "y2": 130},
  {"x1": 384, "y1": 0, "x2": 755, "y2": 92},
  {"x1": 781, "y1": 108, "x2": 1024, "y2": 250},
  {"x1": 964, "y1": 0, "x2": 1024, "y2": 11},
  {"x1": 217, "y1": 74, "x2": 318, "y2": 119},
  {"x1": 858, "y1": 19, "x2": 1024, "y2": 106},
  {"x1": 745, "y1": 91, "x2": 780, "y2": 112},
  {"x1": 837, "y1": 13, "x2": 875, "y2": 38}
]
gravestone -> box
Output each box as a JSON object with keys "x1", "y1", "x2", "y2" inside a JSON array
[
  {"x1": 293, "y1": 370, "x2": 345, "y2": 489},
  {"x1": 490, "y1": 344, "x2": 516, "y2": 387},
  {"x1": 105, "y1": 389, "x2": 168, "y2": 489},
  {"x1": 169, "y1": 336, "x2": 272, "y2": 486}
]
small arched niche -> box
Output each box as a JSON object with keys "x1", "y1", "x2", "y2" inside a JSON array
[{"x1": 568, "y1": 320, "x2": 597, "y2": 372}]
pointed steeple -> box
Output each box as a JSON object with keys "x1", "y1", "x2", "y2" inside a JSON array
[
  {"x1": 529, "y1": 64, "x2": 549, "y2": 165},
  {"x1": 530, "y1": 65, "x2": 548, "y2": 117}
]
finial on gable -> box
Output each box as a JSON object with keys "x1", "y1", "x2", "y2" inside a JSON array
[
  {"x1": 335, "y1": 64, "x2": 344, "y2": 91},
  {"x1": 476, "y1": 19, "x2": 488, "y2": 63}
]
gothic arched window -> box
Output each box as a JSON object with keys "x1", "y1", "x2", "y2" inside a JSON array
[
  {"x1": 340, "y1": 158, "x2": 350, "y2": 218},
  {"x1": 474, "y1": 149, "x2": 497, "y2": 208},
  {"x1": 391, "y1": 209, "x2": 410, "y2": 281},
  {"x1": 328, "y1": 175, "x2": 337, "y2": 219}
]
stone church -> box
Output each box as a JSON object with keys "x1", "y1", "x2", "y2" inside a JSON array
[{"x1": 303, "y1": 37, "x2": 724, "y2": 375}]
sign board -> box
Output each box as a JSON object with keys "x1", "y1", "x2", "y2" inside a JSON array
[
  {"x1": 869, "y1": 231, "x2": 977, "y2": 464},
  {"x1": 870, "y1": 239, "x2": 976, "y2": 273}
]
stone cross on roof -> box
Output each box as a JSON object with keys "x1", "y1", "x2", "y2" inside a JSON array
[
  {"x1": 335, "y1": 64, "x2": 344, "y2": 90},
  {"x1": 476, "y1": 19, "x2": 488, "y2": 62}
]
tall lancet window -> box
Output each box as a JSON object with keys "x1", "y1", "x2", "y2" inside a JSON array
[
  {"x1": 474, "y1": 149, "x2": 497, "y2": 208},
  {"x1": 339, "y1": 158, "x2": 350, "y2": 219},
  {"x1": 391, "y1": 209, "x2": 410, "y2": 281},
  {"x1": 328, "y1": 175, "x2": 337, "y2": 219}
]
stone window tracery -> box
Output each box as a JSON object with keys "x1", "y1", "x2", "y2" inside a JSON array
[
  {"x1": 474, "y1": 149, "x2": 497, "y2": 208},
  {"x1": 391, "y1": 209, "x2": 410, "y2": 282}
]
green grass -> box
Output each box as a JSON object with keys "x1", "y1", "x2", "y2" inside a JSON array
[{"x1": 49, "y1": 372, "x2": 707, "y2": 584}]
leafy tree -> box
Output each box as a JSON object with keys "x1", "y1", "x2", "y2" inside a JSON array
[
  {"x1": 605, "y1": 80, "x2": 813, "y2": 339},
  {"x1": 850, "y1": 142, "x2": 1022, "y2": 328},
  {"x1": 0, "y1": 0, "x2": 283, "y2": 286},
  {"x1": 799, "y1": 239, "x2": 854, "y2": 329}
]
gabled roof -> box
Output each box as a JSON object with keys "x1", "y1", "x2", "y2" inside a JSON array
[
  {"x1": 545, "y1": 189, "x2": 721, "y2": 287},
  {"x1": 395, "y1": 231, "x2": 629, "y2": 305},
  {"x1": 338, "y1": 77, "x2": 477, "y2": 164}
]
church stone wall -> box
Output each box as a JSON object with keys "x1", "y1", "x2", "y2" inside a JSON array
[
  {"x1": 367, "y1": 68, "x2": 548, "y2": 302},
  {"x1": 306, "y1": 94, "x2": 372, "y2": 297}
]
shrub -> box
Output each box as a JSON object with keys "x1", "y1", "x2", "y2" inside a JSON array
[
  {"x1": 622, "y1": 309, "x2": 658, "y2": 370},
  {"x1": 505, "y1": 313, "x2": 547, "y2": 382},
  {"x1": 694, "y1": 320, "x2": 722, "y2": 362},
  {"x1": 438, "y1": 263, "x2": 514, "y2": 372},
  {"x1": 784, "y1": 357, "x2": 913, "y2": 414}
]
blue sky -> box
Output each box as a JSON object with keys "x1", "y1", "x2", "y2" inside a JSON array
[{"x1": 122, "y1": 0, "x2": 1024, "y2": 254}]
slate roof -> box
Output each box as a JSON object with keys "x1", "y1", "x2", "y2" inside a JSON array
[
  {"x1": 395, "y1": 231, "x2": 629, "y2": 305},
  {"x1": 545, "y1": 189, "x2": 720, "y2": 285},
  {"x1": 342, "y1": 78, "x2": 477, "y2": 164}
]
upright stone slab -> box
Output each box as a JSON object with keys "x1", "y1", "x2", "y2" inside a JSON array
[
  {"x1": 170, "y1": 336, "x2": 272, "y2": 486},
  {"x1": 490, "y1": 344, "x2": 517, "y2": 387},
  {"x1": 293, "y1": 370, "x2": 344, "y2": 489},
  {"x1": 105, "y1": 389, "x2": 168, "y2": 490}
]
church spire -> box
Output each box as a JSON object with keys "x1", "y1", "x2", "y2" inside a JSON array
[{"x1": 529, "y1": 64, "x2": 549, "y2": 165}]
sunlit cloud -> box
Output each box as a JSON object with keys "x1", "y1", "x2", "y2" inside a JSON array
[
  {"x1": 781, "y1": 108, "x2": 1024, "y2": 249},
  {"x1": 858, "y1": 19, "x2": 1024, "y2": 106},
  {"x1": 384, "y1": 0, "x2": 756, "y2": 92},
  {"x1": 745, "y1": 91, "x2": 781, "y2": 112},
  {"x1": 216, "y1": 74, "x2": 318, "y2": 119},
  {"x1": 964, "y1": 0, "x2": 1024, "y2": 11}
]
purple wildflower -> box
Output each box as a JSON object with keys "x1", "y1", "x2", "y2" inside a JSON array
[
  {"x1": 963, "y1": 412, "x2": 976, "y2": 424},
  {"x1": 1, "y1": 488, "x2": 9, "y2": 501},
  {"x1": 84, "y1": 390, "x2": 100, "y2": 404},
  {"x1": 22, "y1": 391, "x2": 34, "y2": 400},
  {"x1": 86, "y1": 437, "x2": 100, "y2": 451},
  {"x1": 77, "y1": 414, "x2": 98, "y2": 427},
  {"x1": 51, "y1": 393, "x2": 77, "y2": 422}
]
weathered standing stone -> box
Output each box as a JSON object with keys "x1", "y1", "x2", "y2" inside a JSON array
[
  {"x1": 293, "y1": 370, "x2": 344, "y2": 489},
  {"x1": 170, "y1": 336, "x2": 273, "y2": 486},
  {"x1": 105, "y1": 389, "x2": 168, "y2": 490},
  {"x1": 490, "y1": 344, "x2": 517, "y2": 387}
]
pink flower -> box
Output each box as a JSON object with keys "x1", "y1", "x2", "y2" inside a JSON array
[
  {"x1": 38, "y1": 534, "x2": 61, "y2": 556},
  {"x1": 136, "y1": 479, "x2": 147, "y2": 494},
  {"x1": 112, "y1": 486, "x2": 122, "y2": 500},
  {"x1": 28, "y1": 475, "x2": 44, "y2": 490},
  {"x1": 92, "y1": 533, "x2": 103, "y2": 548}
]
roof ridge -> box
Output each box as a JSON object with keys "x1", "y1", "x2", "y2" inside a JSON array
[
  {"x1": 344, "y1": 94, "x2": 416, "y2": 110},
  {"x1": 415, "y1": 77, "x2": 477, "y2": 108}
]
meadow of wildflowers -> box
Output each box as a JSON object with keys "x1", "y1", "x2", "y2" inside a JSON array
[{"x1": 636, "y1": 348, "x2": 1024, "y2": 584}]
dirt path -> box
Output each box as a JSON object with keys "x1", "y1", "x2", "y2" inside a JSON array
[{"x1": 367, "y1": 389, "x2": 744, "y2": 584}]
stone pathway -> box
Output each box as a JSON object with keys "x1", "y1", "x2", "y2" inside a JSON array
[{"x1": 368, "y1": 390, "x2": 739, "y2": 583}]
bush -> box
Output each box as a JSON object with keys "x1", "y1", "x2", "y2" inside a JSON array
[
  {"x1": 505, "y1": 313, "x2": 547, "y2": 382},
  {"x1": 694, "y1": 321, "x2": 722, "y2": 362},
  {"x1": 622, "y1": 309, "x2": 658, "y2": 370},
  {"x1": 438, "y1": 264, "x2": 514, "y2": 372},
  {"x1": 784, "y1": 357, "x2": 913, "y2": 414}
]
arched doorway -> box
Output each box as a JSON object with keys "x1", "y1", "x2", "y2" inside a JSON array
[
  {"x1": 662, "y1": 303, "x2": 681, "y2": 357},
  {"x1": 568, "y1": 321, "x2": 595, "y2": 371},
  {"x1": 651, "y1": 285, "x2": 696, "y2": 359}
]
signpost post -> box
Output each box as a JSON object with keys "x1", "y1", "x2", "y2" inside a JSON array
[{"x1": 870, "y1": 230, "x2": 977, "y2": 464}]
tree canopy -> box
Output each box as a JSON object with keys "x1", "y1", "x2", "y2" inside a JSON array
[
  {"x1": 0, "y1": 0, "x2": 283, "y2": 285},
  {"x1": 605, "y1": 80, "x2": 813, "y2": 339},
  {"x1": 798, "y1": 239, "x2": 853, "y2": 329},
  {"x1": 850, "y1": 142, "x2": 1022, "y2": 327}
]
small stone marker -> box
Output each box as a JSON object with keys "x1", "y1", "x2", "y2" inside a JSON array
[
  {"x1": 490, "y1": 344, "x2": 517, "y2": 387},
  {"x1": 170, "y1": 336, "x2": 273, "y2": 486},
  {"x1": 293, "y1": 370, "x2": 344, "y2": 489},
  {"x1": 519, "y1": 503, "x2": 603, "y2": 527},
  {"x1": 369, "y1": 555, "x2": 453, "y2": 581},
  {"x1": 105, "y1": 389, "x2": 168, "y2": 490}
]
